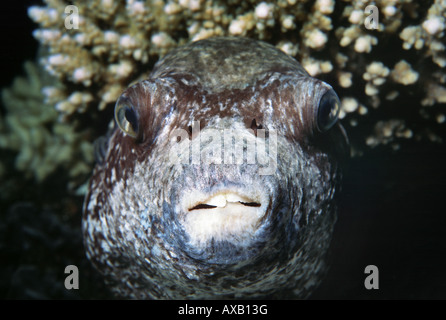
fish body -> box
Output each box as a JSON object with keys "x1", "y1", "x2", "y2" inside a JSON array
[{"x1": 83, "y1": 37, "x2": 348, "y2": 299}]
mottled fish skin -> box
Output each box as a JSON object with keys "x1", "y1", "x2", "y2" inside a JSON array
[{"x1": 83, "y1": 37, "x2": 349, "y2": 299}]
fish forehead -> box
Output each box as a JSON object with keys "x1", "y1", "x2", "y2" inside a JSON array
[{"x1": 150, "y1": 37, "x2": 309, "y2": 92}]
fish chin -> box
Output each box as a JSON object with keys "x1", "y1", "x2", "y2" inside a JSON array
[{"x1": 164, "y1": 178, "x2": 277, "y2": 265}]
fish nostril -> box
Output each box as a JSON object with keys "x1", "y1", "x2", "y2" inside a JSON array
[{"x1": 250, "y1": 118, "x2": 263, "y2": 136}]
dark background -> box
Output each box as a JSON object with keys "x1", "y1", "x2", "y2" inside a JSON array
[{"x1": 1, "y1": 1, "x2": 445, "y2": 300}]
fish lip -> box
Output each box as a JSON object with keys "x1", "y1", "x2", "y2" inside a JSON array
[
  {"x1": 187, "y1": 190, "x2": 263, "y2": 211},
  {"x1": 180, "y1": 186, "x2": 268, "y2": 216},
  {"x1": 177, "y1": 185, "x2": 270, "y2": 247}
]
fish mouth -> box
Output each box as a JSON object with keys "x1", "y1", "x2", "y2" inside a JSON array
[
  {"x1": 188, "y1": 192, "x2": 262, "y2": 211},
  {"x1": 180, "y1": 189, "x2": 269, "y2": 247}
]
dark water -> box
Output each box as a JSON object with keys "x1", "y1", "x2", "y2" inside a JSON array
[
  {"x1": 311, "y1": 144, "x2": 446, "y2": 299},
  {"x1": 0, "y1": 1, "x2": 39, "y2": 90},
  {"x1": 1, "y1": 1, "x2": 445, "y2": 300}
]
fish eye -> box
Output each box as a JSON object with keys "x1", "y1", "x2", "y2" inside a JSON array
[
  {"x1": 115, "y1": 99, "x2": 140, "y2": 138},
  {"x1": 316, "y1": 89, "x2": 341, "y2": 132}
]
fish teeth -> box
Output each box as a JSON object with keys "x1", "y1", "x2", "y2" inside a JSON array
[
  {"x1": 205, "y1": 192, "x2": 248, "y2": 207},
  {"x1": 206, "y1": 194, "x2": 226, "y2": 207}
]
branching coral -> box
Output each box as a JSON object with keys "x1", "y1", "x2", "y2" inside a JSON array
[
  {"x1": 1, "y1": 0, "x2": 445, "y2": 183},
  {"x1": 0, "y1": 61, "x2": 93, "y2": 184}
]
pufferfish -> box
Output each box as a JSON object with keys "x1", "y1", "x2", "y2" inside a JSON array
[{"x1": 82, "y1": 37, "x2": 349, "y2": 299}]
